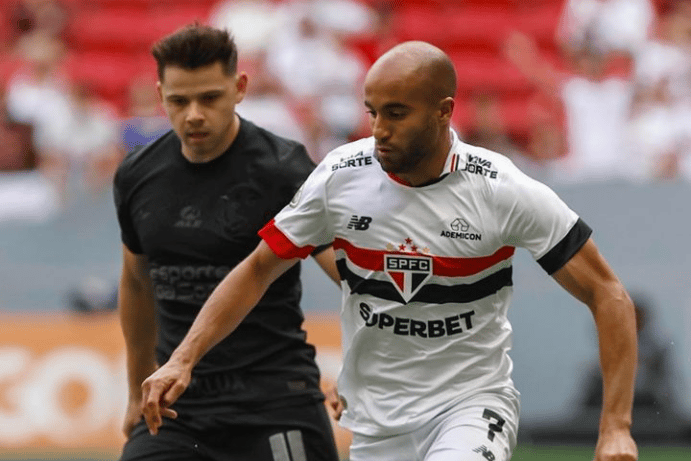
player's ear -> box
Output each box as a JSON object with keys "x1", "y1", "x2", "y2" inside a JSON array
[
  {"x1": 439, "y1": 97, "x2": 454, "y2": 124},
  {"x1": 156, "y1": 81, "x2": 163, "y2": 103},
  {"x1": 234, "y1": 72, "x2": 248, "y2": 104}
]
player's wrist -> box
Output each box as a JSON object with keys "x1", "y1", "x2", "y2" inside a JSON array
[
  {"x1": 598, "y1": 415, "x2": 632, "y2": 435},
  {"x1": 168, "y1": 348, "x2": 198, "y2": 373}
]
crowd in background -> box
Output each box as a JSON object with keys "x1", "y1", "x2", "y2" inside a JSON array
[{"x1": 1, "y1": 0, "x2": 691, "y2": 223}]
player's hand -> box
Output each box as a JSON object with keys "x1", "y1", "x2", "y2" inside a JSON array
[
  {"x1": 325, "y1": 384, "x2": 344, "y2": 421},
  {"x1": 140, "y1": 361, "x2": 191, "y2": 435},
  {"x1": 593, "y1": 428, "x2": 637, "y2": 461},
  {"x1": 122, "y1": 396, "x2": 143, "y2": 438}
]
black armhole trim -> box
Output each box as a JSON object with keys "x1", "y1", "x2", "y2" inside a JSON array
[{"x1": 537, "y1": 218, "x2": 593, "y2": 275}]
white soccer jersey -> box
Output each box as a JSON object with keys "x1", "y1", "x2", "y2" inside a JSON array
[{"x1": 259, "y1": 130, "x2": 592, "y2": 437}]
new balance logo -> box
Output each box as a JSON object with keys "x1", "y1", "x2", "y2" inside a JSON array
[
  {"x1": 472, "y1": 445, "x2": 496, "y2": 461},
  {"x1": 347, "y1": 215, "x2": 372, "y2": 230}
]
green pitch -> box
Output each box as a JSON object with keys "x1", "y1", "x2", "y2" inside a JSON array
[
  {"x1": 511, "y1": 444, "x2": 689, "y2": 460},
  {"x1": 1, "y1": 445, "x2": 689, "y2": 460}
]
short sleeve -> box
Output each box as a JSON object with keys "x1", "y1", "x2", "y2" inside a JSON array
[
  {"x1": 259, "y1": 159, "x2": 333, "y2": 259},
  {"x1": 113, "y1": 164, "x2": 143, "y2": 254},
  {"x1": 494, "y1": 167, "x2": 591, "y2": 274}
]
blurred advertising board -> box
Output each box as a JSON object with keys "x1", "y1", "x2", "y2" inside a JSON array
[{"x1": 0, "y1": 313, "x2": 349, "y2": 456}]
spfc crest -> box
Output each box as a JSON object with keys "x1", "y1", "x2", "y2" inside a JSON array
[{"x1": 384, "y1": 254, "x2": 432, "y2": 302}]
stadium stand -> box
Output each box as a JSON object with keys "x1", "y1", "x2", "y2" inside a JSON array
[{"x1": 1, "y1": 0, "x2": 568, "y2": 143}]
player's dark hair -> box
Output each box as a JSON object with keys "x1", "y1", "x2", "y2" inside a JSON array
[{"x1": 152, "y1": 23, "x2": 238, "y2": 81}]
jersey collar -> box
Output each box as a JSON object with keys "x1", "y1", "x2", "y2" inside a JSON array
[{"x1": 441, "y1": 129, "x2": 466, "y2": 175}]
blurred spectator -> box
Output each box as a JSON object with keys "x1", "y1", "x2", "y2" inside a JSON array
[
  {"x1": 120, "y1": 76, "x2": 170, "y2": 153},
  {"x1": 346, "y1": 0, "x2": 398, "y2": 67},
  {"x1": 0, "y1": 88, "x2": 35, "y2": 171},
  {"x1": 209, "y1": 0, "x2": 372, "y2": 161},
  {"x1": 556, "y1": 0, "x2": 656, "y2": 58},
  {"x1": 627, "y1": 0, "x2": 691, "y2": 180},
  {"x1": 527, "y1": 292, "x2": 691, "y2": 443},
  {"x1": 582, "y1": 294, "x2": 676, "y2": 410},
  {"x1": 265, "y1": 2, "x2": 368, "y2": 160},
  {"x1": 302, "y1": 0, "x2": 376, "y2": 38},
  {"x1": 34, "y1": 81, "x2": 122, "y2": 203},
  {"x1": 7, "y1": 0, "x2": 68, "y2": 55},
  {"x1": 65, "y1": 275, "x2": 118, "y2": 314},
  {"x1": 235, "y1": 51, "x2": 309, "y2": 148},
  {"x1": 5, "y1": 32, "x2": 69, "y2": 131},
  {"x1": 505, "y1": 31, "x2": 636, "y2": 183},
  {"x1": 463, "y1": 91, "x2": 523, "y2": 158},
  {"x1": 504, "y1": 92, "x2": 568, "y2": 185},
  {"x1": 209, "y1": 0, "x2": 288, "y2": 56},
  {"x1": 6, "y1": 40, "x2": 122, "y2": 205},
  {"x1": 578, "y1": 293, "x2": 691, "y2": 442}
]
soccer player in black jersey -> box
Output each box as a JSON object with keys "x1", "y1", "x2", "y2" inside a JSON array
[{"x1": 113, "y1": 24, "x2": 340, "y2": 461}]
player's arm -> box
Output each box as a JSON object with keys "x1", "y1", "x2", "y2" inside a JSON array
[
  {"x1": 140, "y1": 240, "x2": 299, "y2": 434},
  {"x1": 551, "y1": 238, "x2": 638, "y2": 461},
  {"x1": 118, "y1": 245, "x2": 159, "y2": 437},
  {"x1": 312, "y1": 245, "x2": 340, "y2": 284}
]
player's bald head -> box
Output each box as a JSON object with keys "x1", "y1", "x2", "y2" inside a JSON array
[{"x1": 365, "y1": 41, "x2": 457, "y2": 101}]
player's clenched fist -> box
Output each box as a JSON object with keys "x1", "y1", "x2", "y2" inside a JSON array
[
  {"x1": 140, "y1": 361, "x2": 191, "y2": 435},
  {"x1": 593, "y1": 429, "x2": 638, "y2": 461}
]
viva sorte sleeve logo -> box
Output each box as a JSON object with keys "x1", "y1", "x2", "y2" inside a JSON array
[{"x1": 384, "y1": 238, "x2": 433, "y2": 302}]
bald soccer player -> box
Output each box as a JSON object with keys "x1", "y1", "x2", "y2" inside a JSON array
[{"x1": 138, "y1": 41, "x2": 638, "y2": 461}]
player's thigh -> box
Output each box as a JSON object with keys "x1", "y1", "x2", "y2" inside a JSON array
[
  {"x1": 119, "y1": 420, "x2": 203, "y2": 461},
  {"x1": 424, "y1": 396, "x2": 518, "y2": 461},
  {"x1": 205, "y1": 403, "x2": 339, "y2": 461},
  {"x1": 258, "y1": 407, "x2": 339, "y2": 461}
]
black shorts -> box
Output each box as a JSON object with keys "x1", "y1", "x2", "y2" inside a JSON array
[{"x1": 119, "y1": 401, "x2": 339, "y2": 461}]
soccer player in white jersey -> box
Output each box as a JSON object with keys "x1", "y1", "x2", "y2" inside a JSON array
[{"x1": 138, "y1": 41, "x2": 638, "y2": 461}]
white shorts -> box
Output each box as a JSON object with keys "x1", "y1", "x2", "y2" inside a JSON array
[{"x1": 348, "y1": 390, "x2": 520, "y2": 461}]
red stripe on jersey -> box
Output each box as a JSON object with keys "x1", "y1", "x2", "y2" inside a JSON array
[
  {"x1": 333, "y1": 238, "x2": 514, "y2": 277},
  {"x1": 450, "y1": 154, "x2": 457, "y2": 171},
  {"x1": 258, "y1": 219, "x2": 315, "y2": 259}
]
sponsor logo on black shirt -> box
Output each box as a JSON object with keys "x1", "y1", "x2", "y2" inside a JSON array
[{"x1": 174, "y1": 206, "x2": 202, "y2": 228}]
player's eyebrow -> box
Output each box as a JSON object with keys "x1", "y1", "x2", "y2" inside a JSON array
[
  {"x1": 364, "y1": 101, "x2": 410, "y2": 111},
  {"x1": 199, "y1": 89, "x2": 224, "y2": 97}
]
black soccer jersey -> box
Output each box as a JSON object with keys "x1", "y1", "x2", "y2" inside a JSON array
[{"x1": 114, "y1": 118, "x2": 323, "y2": 415}]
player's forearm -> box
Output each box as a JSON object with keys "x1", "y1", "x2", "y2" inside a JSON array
[
  {"x1": 119, "y1": 279, "x2": 158, "y2": 397},
  {"x1": 593, "y1": 285, "x2": 638, "y2": 432},
  {"x1": 168, "y1": 253, "x2": 279, "y2": 370}
]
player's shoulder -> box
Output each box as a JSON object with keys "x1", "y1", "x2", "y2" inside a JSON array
[
  {"x1": 321, "y1": 136, "x2": 376, "y2": 175},
  {"x1": 115, "y1": 130, "x2": 177, "y2": 182},
  {"x1": 455, "y1": 141, "x2": 524, "y2": 184},
  {"x1": 240, "y1": 117, "x2": 309, "y2": 163}
]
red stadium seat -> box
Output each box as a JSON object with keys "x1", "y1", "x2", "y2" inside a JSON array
[
  {"x1": 443, "y1": 6, "x2": 516, "y2": 52},
  {"x1": 392, "y1": 5, "x2": 449, "y2": 48},
  {"x1": 149, "y1": 5, "x2": 216, "y2": 37},
  {"x1": 512, "y1": 2, "x2": 563, "y2": 47},
  {"x1": 64, "y1": 51, "x2": 145, "y2": 112},
  {"x1": 66, "y1": 9, "x2": 162, "y2": 53},
  {"x1": 451, "y1": 52, "x2": 532, "y2": 97}
]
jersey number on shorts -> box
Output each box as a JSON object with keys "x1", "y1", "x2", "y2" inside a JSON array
[{"x1": 482, "y1": 408, "x2": 505, "y2": 442}]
